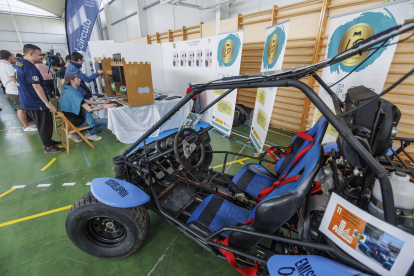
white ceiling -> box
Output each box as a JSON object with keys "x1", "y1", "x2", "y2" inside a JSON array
[{"x1": 20, "y1": 0, "x2": 65, "y2": 17}]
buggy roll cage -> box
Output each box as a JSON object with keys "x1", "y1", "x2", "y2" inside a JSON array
[{"x1": 117, "y1": 22, "x2": 414, "y2": 273}]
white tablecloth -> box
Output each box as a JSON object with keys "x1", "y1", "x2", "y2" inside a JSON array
[{"x1": 93, "y1": 95, "x2": 192, "y2": 144}]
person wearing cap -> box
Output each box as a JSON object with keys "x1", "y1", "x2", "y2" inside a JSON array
[{"x1": 60, "y1": 72, "x2": 116, "y2": 142}]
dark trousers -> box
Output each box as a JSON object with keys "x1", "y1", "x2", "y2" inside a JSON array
[
  {"x1": 44, "y1": 79, "x2": 56, "y2": 98},
  {"x1": 27, "y1": 110, "x2": 54, "y2": 147}
]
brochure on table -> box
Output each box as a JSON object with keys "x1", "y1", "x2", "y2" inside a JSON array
[
  {"x1": 211, "y1": 30, "x2": 244, "y2": 136},
  {"x1": 312, "y1": 0, "x2": 410, "y2": 143},
  {"x1": 249, "y1": 20, "x2": 290, "y2": 152},
  {"x1": 319, "y1": 193, "x2": 414, "y2": 276}
]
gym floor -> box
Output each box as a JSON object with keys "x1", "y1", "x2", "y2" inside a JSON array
[{"x1": 0, "y1": 92, "x2": 294, "y2": 276}]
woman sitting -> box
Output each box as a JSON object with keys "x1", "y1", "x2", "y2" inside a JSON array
[{"x1": 60, "y1": 72, "x2": 116, "y2": 142}]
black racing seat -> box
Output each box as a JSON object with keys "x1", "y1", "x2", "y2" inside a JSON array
[
  {"x1": 186, "y1": 143, "x2": 323, "y2": 250},
  {"x1": 231, "y1": 115, "x2": 328, "y2": 198}
]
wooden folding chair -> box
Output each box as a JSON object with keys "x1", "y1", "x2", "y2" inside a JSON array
[
  {"x1": 49, "y1": 97, "x2": 62, "y2": 133},
  {"x1": 59, "y1": 111, "x2": 95, "y2": 155}
]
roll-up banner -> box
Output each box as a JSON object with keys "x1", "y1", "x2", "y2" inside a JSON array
[
  {"x1": 65, "y1": 0, "x2": 102, "y2": 54},
  {"x1": 211, "y1": 30, "x2": 244, "y2": 136},
  {"x1": 313, "y1": 0, "x2": 410, "y2": 143},
  {"x1": 250, "y1": 20, "x2": 290, "y2": 152}
]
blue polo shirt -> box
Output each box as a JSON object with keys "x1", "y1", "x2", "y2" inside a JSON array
[{"x1": 15, "y1": 59, "x2": 49, "y2": 110}]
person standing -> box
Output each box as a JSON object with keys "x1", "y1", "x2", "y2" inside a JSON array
[
  {"x1": 66, "y1": 52, "x2": 104, "y2": 100},
  {"x1": 0, "y1": 50, "x2": 37, "y2": 131},
  {"x1": 59, "y1": 55, "x2": 71, "y2": 84},
  {"x1": 15, "y1": 53, "x2": 23, "y2": 60},
  {"x1": 15, "y1": 44, "x2": 64, "y2": 154},
  {"x1": 35, "y1": 61, "x2": 55, "y2": 99}
]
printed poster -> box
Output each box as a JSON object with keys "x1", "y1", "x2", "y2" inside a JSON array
[
  {"x1": 312, "y1": 1, "x2": 410, "y2": 143},
  {"x1": 180, "y1": 51, "x2": 187, "y2": 67},
  {"x1": 211, "y1": 30, "x2": 244, "y2": 136},
  {"x1": 196, "y1": 49, "x2": 203, "y2": 67},
  {"x1": 188, "y1": 50, "x2": 195, "y2": 67},
  {"x1": 250, "y1": 20, "x2": 290, "y2": 152},
  {"x1": 320, "y1": 193, "x2": 414, "y2": 276}
]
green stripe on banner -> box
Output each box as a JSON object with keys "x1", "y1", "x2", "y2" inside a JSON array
[
  {"x1": 250, "y1": 133, "x2": 261, "y2": 151},
  {"x1": 212, "y1": 121, "x2": 230, "y2": 133}
]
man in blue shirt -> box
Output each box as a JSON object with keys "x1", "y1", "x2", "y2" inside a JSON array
[
  {"x1": 65, "y1": 52, "x2": 104, "y2": 99},
  {"x1": 15, "y1": 44, "x2": 64, "y2": 154}
]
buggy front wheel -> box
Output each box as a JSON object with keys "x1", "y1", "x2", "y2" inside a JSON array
[{"x1": 65, "y1": 192, "x2": 150, "y2": 259}]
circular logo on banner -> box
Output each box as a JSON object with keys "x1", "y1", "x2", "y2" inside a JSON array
[
  {"x1": 217, "y1": 34, "x2": 241, "y2": 67},
  {"x1": 327, "y1": 10, "x2": 397, "y2": 73},
  {"x1": 338, "y1": 23, "x2": 374, "y2": 66},
  {"x1": 262, "y1": 26, "x2": 286, "y2": 70},
  {"x1": 267, "y1": 34, "x2": 279, "y2": 65},
  {"x1": 221, "y1": 39, "x2": 235, "y2": 64}
]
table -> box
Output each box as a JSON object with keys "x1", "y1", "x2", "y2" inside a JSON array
[{"x1": 93, "y1": 94, "x2": 192, "y2": 144}]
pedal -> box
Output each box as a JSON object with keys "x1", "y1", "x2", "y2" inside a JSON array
[{"x1": 200, "y1": 178, "x2": 215, "y2": 190}]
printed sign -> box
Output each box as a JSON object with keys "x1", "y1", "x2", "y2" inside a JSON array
[
  {"x1": 320, "y1": 193, "x2": 414, "y2": 275},
  {"x1": 312, "y1": 1, "x2": 410, "y2": 143},
  {"x1": 211, "y1": 30, "x2": 244, "y2": 136},
  {"x1": 250, "y1": 20, "x2": 290, "y2": 152}
]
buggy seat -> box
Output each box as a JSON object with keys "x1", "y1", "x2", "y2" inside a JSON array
[
  {"x1": 186, "y1": 143, "x2": 323, "y2": 250},
  {"x1": 231, "y1": 115, "x2": 327, "y2": 198}
]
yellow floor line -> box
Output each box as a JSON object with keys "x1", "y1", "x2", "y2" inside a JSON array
[
  {"x1": 40, "y1": 158, "x2": 57, "y2": 171},
  {"x1": 0, "y1": 205, "x2": 72, "y2": 228},
  {"x1": 0, "y1": 188, "x2": 15, "y2": 198},
  {"x1": 5, "y1": 133, "x2": 23, "y2": 136},
  {"x1": 212, "y1": 155, "x2": 260, "y2": 169},
  {"x1": 0, "y1": 127, "x2": 21, "y2": 132}
]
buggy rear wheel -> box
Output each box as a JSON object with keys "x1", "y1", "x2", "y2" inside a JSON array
[{"x1": 65, "y1": 192, "x2": 150, "y2": 259}]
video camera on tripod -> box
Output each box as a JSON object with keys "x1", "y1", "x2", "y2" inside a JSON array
[{"x1": 45, "y1": 49, "x2": 62, "y2": 67}]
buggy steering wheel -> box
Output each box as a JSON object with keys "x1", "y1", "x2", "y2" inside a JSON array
[{"x1": 174, "y1": 128, "x2": 205, "y2": 171}]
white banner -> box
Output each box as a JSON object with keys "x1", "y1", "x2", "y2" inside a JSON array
[
  {"x1": 211, "y1": 30, "x2": 244, "y2": 136},
  {"x1": 250, "y1": 20, "x2": 290, "y2": 152},
  {"x1": 313, "y1": 0, "x2": 410, "y2": 143}
]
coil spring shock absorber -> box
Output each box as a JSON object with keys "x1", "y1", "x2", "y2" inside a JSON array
[{"x1": 113, "y1": 156, "x2": 126, "y2": 180}]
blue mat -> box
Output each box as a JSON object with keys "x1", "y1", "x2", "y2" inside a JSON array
[{"x1": 127, "y1": 121, "x2": 210, "y2": 156}]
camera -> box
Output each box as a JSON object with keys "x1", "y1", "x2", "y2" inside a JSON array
[{"x1": 45, "y1": 50, "x2": 61, "y2": 67}]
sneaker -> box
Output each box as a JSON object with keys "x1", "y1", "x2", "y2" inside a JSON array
[
  {"x1": 85, "y1": 133, "x2": 102, "y2": 141},
  {"x1": 23, "y1": 125, "x2": 37, "y2": 131},
  {"x1": 42, "y1": 140, "x2": 62, "y2": 149},
  {"x1": 68, "y1": 133, "x2": 82, "y2": 143},
  {"x1": 44, "y1": 146, "x2": 65, "y2": 154}
]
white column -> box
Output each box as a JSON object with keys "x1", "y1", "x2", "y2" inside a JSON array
[
  {"x1": 215, "y1": 2, "x2": 229, "y2": 34},
  {"x1": 10, "y1": 14, "x2": 23, "y2": 50}
]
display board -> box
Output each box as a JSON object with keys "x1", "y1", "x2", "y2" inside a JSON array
[
  {"x1": 88, "y1": 41, "x2": 165, "y2": 92},
  {"x1": 311, "y1": 0, "x2": 410, "y2": 143},
  {"x1": 320, "y1": 193, "x2": 414, "y2": 276},
  {"x1": 249, "y1": 20, "x2": 290, "y2": 152},
  {"x1": 161, "y1": 36, "x2": 218, "y2": 122},
  {"x1": 211, "y1": 30, "x2": 244, "y2": 136}
]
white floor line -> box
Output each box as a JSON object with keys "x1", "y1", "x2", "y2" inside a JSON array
[
  {"x1": 231, "y1": 131, "x2": 273, "y2": 148},
  {"x1": 268, "y1": 128, "x2": 295, "y2": 138},
  {"x1": 147, "y1": 234, "x2": 179, "y2": 276},
  {"x1": 86, "y1": 182, "x2": 91, "y2": 186},
  {"x1": 62, "y1": 183, "x2": 76, "y2": 186},
  {"x1": 11, "y1": 185, "x2": 26, "y2": 189},
  {"x1": 225, "y1": 144, "x2": 247, "y2": 173},
  {"x1": 37, "y1": 184, "x2": 51, "y2": 188}
]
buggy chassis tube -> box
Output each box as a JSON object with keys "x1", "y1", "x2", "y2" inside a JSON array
[
  {"x1": 149, "y1": 184, "x2": 375, "y2": 274},
  {"x1": 149, "y1": 188, "x2": 268, "y2": 265},
  {"x1": 189, "y1": 79, "x2": 397, "y2": 226}
]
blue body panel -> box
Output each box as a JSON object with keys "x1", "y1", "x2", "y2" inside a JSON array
[
  {"x1": 267, "y1": 255, "x2": 368, "y2": 276},
  {"x1": 323, "y1": 142, "x2": 338, "y2": 153},
  {"x1": 91, "y1": 177, "x2": 150, "y2": 208},
  {"x1": 127, "y1": 121, "x2": 210, "y2": 157}
]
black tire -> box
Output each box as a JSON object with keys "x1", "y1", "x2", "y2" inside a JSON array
[{"x1": 65, "y1": 192, "x2": 150, "y2": 259}]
